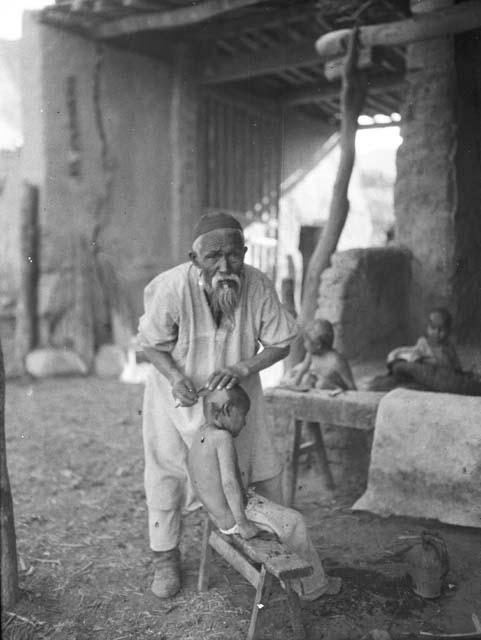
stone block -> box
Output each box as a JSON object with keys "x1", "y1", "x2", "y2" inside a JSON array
[
  {"x1": 26, "y1": 347, "x2": 88, "y2": 377},
  {"x1": 353, "y1": 388, "x2": 481, "y2": 528}
]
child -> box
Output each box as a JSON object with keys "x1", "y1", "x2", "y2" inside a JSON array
[
  {"x1": 369, "y1": 307, "x2": 481, "y2": 395},
  {"x1": 387, "y1": 307, "x2": 461, "y2": 372},
  {"x1": 282, "y1": 319, "x2": 356, "y2": 391},
  {"x1": 188, "y1": 385, "x2": 341, "y2": 601}
]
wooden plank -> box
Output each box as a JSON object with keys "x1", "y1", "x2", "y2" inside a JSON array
[
  {"x1": 95, "y1": 0, "x2": 261, "y2": 38},
  {"x1": 231, "y1": 535, "x2": 313, "y2": 581},
  {"x1": 246, "y1": 566, "x2": 270, "y2": 640},
  {"x1": 0, "y1": 341, "x2": 19, "y2": 607},
  {"x1": 315, "y1": 0, "x2": 481, "y2": 60},
  {"x1": 284, "y1": 580, "x2": 305, "y2": 640},
  {"x1": 198, "y1": 516, "x2": 212, "y2": 592},
  {"x1": 209, "y1": 531, "x2": 260, "y2": 588},
  {"x1": 203, "y1": 42, "x2": 319, "y2": 84},
  {"x1": 14, "y1": 182, "x2": 39, "y2": 368},
  {"x1": 264, "y1": 388, "x2": 384, "y2": 430},
  {"x1": 283, "y1": 71, "x2": 405, "y2": 107}
]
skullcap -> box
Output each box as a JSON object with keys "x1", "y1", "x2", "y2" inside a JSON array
[{"x1": 193, "y1": 212, "x2": 243, "y2": 243}]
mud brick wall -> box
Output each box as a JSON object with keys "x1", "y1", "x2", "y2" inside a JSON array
[
  {"x1": 453, "y1": 28, "x2": 481, "y2": 342},
  {"x1": 20, "y1": 16, "x2": 200, "y2": 368},
  {"x1": 316, "y1": 247, "x2": 412, "y2": 361},
  {"x1": 395, "y1": 36, "x2": 457, "y2": 335},
  {"x1": 395, "y1": 28, "x2": 481, "y2": 341}
]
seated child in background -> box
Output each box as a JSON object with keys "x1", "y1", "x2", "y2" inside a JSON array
[
  {"x1": 370, "y1": 307, "x2": 481, "y2": 395},
  {"x1": 387, "y1": 307, "x2": 461, "y2": 372},
  {"x1": 282, "y1": 318, "x2": 356, "y2": 391},
  {"x1": 188, "y1": 385, "x2": 341, "y2": 601}
]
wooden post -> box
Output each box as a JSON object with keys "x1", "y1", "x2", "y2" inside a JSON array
[
  {"x1": 290, "y1": 29, "x2": 366, "y2": 365},
  {"x1": 0, "y1": 339, "x2": 19, "y2": 607},
  {"x1": 14, "y1": 182, "x2": 39, "y2": 368}
]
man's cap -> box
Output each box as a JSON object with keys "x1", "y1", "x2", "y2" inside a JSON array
[{"x1": 193, "y1": 212, "x2": 243, "y2": 243}]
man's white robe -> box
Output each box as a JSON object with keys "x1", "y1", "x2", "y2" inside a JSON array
[{"x1": 138, "y1": 263, "x2": 297, "y2": 547}]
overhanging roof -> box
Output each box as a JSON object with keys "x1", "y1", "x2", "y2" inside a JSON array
[{"x1": 39, "y1": 0, "x2": 410, "y2": 125}]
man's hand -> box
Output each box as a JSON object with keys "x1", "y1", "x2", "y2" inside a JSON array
[
  {"x1": 207, "y1": 364, "x2": 249, "y2": 391},
  {"x1": 171, "y1": 377, "x2": 198, "y2": 407},
  {"x1": 237, "y1": 520, "x2": 260, "y2": 540}
]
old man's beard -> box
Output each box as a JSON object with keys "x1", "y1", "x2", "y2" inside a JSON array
[{"x1": 210, "y1": 273, "x2": 242, "y2": 329}]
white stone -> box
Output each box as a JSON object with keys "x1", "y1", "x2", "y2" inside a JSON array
[
  {"x1": 94, "y1": 344, "x2": 126, "y2": 379},
  {"x1": 26, "y1": 348, "x2": 88, "y2": 377},
  {"x1": 353, "y1": 388, "x2": 481, "y2": 528}
]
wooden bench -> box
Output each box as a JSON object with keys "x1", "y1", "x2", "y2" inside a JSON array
[
  {"x1": 198, "y1": 515, "x2": 313, "y2": 640},
  {"x1": 264, "y1": 388, "x2": 384, "y2": 505}
]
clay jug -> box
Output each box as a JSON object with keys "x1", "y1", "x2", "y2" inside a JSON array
[{"x1": 406, "y1": 532, "x2": 449, "y2": 598}]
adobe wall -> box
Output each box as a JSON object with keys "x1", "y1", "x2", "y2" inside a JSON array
[
  {"x1": 394, "y1": 36, "x2": 457, "y2": 336},
  {"x1": 394, "y1": 27, "x2": 481, "y2": 342},
  {"x1": 317, "y1": 247, "x2": 412, "y2": 361},
  {"x1": 20, "y1": 15, "x2": 200, "y2": 367},
  {"x1": 453, "y1": 28, "x2": 481, "y2": 342}
]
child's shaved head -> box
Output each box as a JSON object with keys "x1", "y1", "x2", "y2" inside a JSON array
[
  {"x1": 429, "y1": 307, "x2": 452, "y2": 330},
  {"x1": 304, "y1": 318, "x2": 334, "y2": 349},
  {"x1": 203, "y1": 384, "x2": 251, "y2": 419}
]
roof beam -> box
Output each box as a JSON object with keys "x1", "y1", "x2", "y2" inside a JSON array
[
  {"x1": 203, "y1": 42, "x2": 320, "y2": 84},
  {"x1": 315, "y1": 0, "x2": 481, "y2": 60},
  {"x1": 94, "y1": 0, "x2": 261, "y2": 38},
  {"x1": 282, "y1": 71, "x2": 405, "y2": 107}
]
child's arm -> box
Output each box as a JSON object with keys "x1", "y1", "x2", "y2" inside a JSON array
[
  {"x1": 334, "y1": 353, "x2": 357, "y2": 390},
  {"x1": 446, "y1": 342, "x2": 462, "y2": 372},
  {"x1": 215, "y1": 431, "x2": 258, "y2": 539},
  {"x1": 293, "y1": 352, "x2": 312, "y2": 386}
]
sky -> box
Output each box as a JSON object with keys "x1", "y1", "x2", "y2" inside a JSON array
[{"x1": 0, "y1": 0, "x2": 50, "y2": 40}]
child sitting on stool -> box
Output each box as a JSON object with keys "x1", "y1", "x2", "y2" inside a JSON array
[
  {"x1": 282, "y1": 318, "x2": 356, "y2": 391},
  {"x1": 188, "y1": 385, "x2": 341, "y2": 601}
]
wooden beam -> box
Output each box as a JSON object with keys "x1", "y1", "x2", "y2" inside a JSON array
[
  {"x1": 194, "y1": 5, "x2": 318, "y2": 41},
  {"x1": 283, "y1": 71, "x2": 405, "y2": 107},
  {"x1": 203, "y1": 42, "x2": 319, "y2": 84},
  {"x1": 315, "y1": 0, "x2": 481, "y2": 60},
  {"x1": 95, "y1": 0, "x2": 261, "y2": 38}
]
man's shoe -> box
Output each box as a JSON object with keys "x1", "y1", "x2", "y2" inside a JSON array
[{"x1": 151, "y1": 547, "x2": 181, "y2": 598}]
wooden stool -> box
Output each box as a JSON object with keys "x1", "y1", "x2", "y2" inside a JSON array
[
  {"x1": 198, "y1": 515, "x2": 313, "y2": 640},
  {"x1": 289, "y1": 420, "x2": 335, "y2": 507}
]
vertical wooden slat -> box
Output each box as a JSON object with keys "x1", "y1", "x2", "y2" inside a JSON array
[
  {"x1": 207, "y1": 96, "x2": 216, "y2": 209},
  {"x1": 14, "y1": 182, "x2": 39, "y2": 368},
  {"x1": 0, "y1": 339, "x2": 19, "y2": 607}
]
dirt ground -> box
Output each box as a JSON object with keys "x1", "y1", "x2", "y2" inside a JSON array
[{"x1": 2, "y1": 377, "x2": 480, "y2": 640}]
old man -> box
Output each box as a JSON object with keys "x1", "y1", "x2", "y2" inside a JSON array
[{"x1": 138, "y1": 212, "x2": 297, "y2": 598}]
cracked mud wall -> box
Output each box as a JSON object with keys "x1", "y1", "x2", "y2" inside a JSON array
[
  {"x1": 21, "y1": 14, "x2": 199, "y2": 367},
  {"x1": 453, "y1": 28, "x2": 481, "y2": 342},
  {"x1": 395, "y1": 36, "x2": 457, "y2": 337},
  {"x1": 395, "y1": 28, "x2": 481, "y2": 342}
]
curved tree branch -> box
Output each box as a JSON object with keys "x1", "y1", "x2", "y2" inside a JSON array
[{"x1": 289, "y1": 29, "x2": 367, "y2": 365}]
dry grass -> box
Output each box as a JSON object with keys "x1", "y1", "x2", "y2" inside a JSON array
[{"x1": 2, "y1": 377, "x2": 480, "y2": 640}]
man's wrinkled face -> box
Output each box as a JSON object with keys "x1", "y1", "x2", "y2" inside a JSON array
[
  {"x1": 191, "y1": 229, "x2": 246, "y2": 280},
  {"x1": 190, "y1": 229, "x2": 247, "y2": 325}
]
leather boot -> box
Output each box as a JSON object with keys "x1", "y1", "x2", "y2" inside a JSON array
[{"x1": 151, "y1": 547, "x2": 181, "y2": 598}]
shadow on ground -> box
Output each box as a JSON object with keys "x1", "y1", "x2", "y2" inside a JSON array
[{"x1": 2, "y1": 377, "x2": 480, "y2": 640}]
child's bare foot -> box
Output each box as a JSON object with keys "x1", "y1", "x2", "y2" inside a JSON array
[
  {"x1": 299, "y1": 576, "x2": 342, "y2": 601},
  {"x1": 325, "y1": 576, "x2": 342, "y2": 595}
]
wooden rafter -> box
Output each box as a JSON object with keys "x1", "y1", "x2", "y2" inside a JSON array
[
  {"x1": 283, "y1": 71, "x2": 404, "y2": 107},
  {"x1": 94, "y1": 0, "x2": 261, "y2": 37},
  {"x1": 203, "y1": 42, "x2": 319, "y2": 84},
  {"x1": 315, "y1": 0, "x2": 481, "y2": 60}
]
